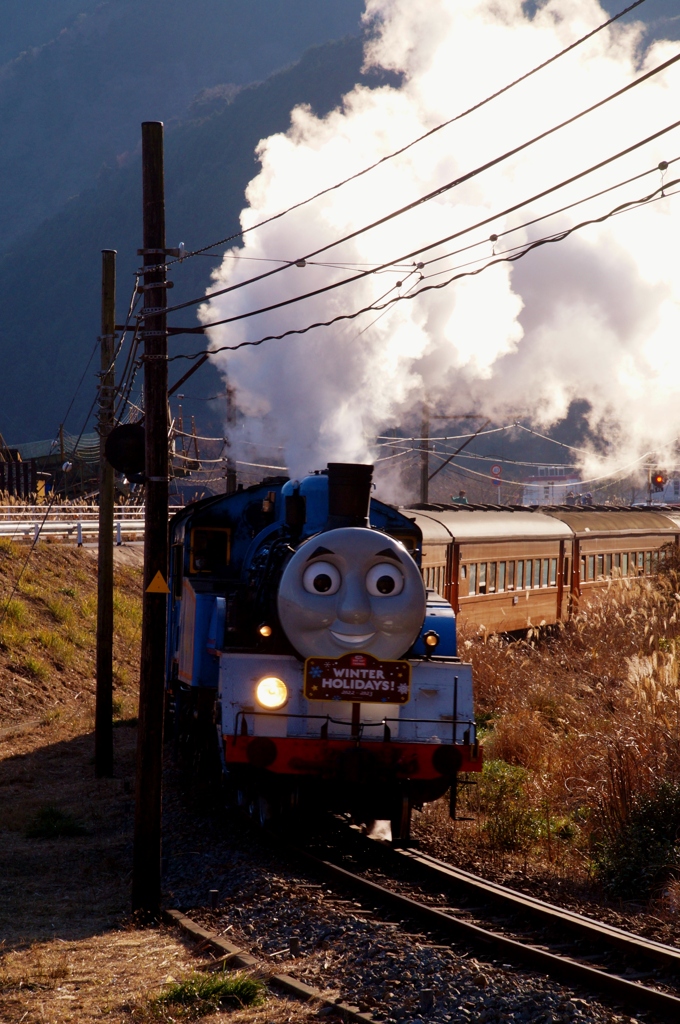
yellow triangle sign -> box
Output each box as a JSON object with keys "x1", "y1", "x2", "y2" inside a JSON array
[{"x1": 146, "y1": 570, "x2": 170, "y2": 594}]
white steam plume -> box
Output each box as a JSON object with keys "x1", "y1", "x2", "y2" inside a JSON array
[{"x1": 199, "y1": 0, "x2": 680, "y2": 485}]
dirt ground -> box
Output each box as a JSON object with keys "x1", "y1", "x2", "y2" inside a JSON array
[
  {"x1": 0, "y1": 711, "x2": 324, "y2": 1023},
  {"x1": 0, "y1": 544, "x2": 321, "y2": 1023}
]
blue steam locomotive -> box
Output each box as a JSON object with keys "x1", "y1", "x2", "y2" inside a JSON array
[{"x1": 166, "y1": 463, "x2": 481, "y2": 839}]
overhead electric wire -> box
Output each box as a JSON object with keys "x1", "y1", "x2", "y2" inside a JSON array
[
  {"x1": 157, "y1": 42, "x2": 680, "y2": 320},
  {"x1": 169, "y1": 122, "x2": 680, "y2": 344},
  {"x1": 149, "y1": 0, "x2": 648, "y2": 273},
  {"x1": 166, "y1": 172, "x2": 679, "y2": 364},
  {"x1": 425, "y1": 156, "x2": 680, "y2": 271}
]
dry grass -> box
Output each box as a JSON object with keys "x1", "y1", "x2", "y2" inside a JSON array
[
  {"x1": 0, "y1": 541, "x2": 143, "y2": 727},
  {"x1": 414, "y1": 566, "x2": 680, "y2": 908}
]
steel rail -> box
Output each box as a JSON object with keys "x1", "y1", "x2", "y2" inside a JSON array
[
  {"x1": 290, "y1": 843, "x2": 680, "y2": 1021},
  {"x1": 394, "y1": 845, "x2": 680, "y2": 972}
]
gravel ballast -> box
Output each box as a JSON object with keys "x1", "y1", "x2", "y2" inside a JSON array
[{"x1": 164, "y1": 781, "x2": 647, "y2": 1024}]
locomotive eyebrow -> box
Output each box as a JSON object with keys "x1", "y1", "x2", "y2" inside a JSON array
[
  {"x1": 374, "y1": 548, "x2": 402, "y2": 562},
  {"x1": 306, "y1": 546, "x2": 334, "y2": 561}
]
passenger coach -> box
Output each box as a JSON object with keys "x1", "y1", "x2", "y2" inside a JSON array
[{"x1": 403, "y1": 503, "x2": 680, "y2": 632}]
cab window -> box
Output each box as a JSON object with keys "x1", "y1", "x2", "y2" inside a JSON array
[{"x1": 190, "y1": 528, "x2": 231, "y2": 573}]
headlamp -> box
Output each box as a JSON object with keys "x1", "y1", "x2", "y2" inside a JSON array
[
  {"x1": 258, "y1": 624, "x2": 273, "y2": 638},
  {"x1": 255, "y1": 676, "x2": 288, "y2": 710},
  {"x1": 423, "y1": 630, "x2": 440, "y2": 649}
]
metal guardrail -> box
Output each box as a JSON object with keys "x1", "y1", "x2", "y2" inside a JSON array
[{"x1": 0, "y1": 506, "x2": 183, "y2": 544}]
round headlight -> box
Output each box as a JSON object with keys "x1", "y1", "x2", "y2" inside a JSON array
[{"x1": 256, "y1": 676, "x2": 288, "y2": 710}]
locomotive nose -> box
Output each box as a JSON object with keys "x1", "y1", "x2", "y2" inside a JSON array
[{"x1": 335, "y1": 571, "x2": 372, "y2": 624}]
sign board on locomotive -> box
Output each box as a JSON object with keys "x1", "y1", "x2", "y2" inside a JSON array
[{"x1": 304, "y1": 652, "x2": 411, "y2": 703}]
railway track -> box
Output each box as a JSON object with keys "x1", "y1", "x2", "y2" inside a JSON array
[{"x1": 280, "y1": 823, "x2": 680, "y2": 1022}]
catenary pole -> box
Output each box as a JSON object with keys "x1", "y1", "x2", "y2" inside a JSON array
[
  {"x1": 95, "y1": 249, "x2": 117, "y2": 778},
  {"x1": 132, "y1": 121, "x2": 169, "y2": 918},
  {"x1": 420, "y1": 403, "x2": 429, "y2": 504}
]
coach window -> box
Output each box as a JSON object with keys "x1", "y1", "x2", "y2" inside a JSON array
[
  {"x1": 516, "y1": 561, "x2": 524, "y2": 589},
  {"x1": 478, "y1": 562, "x2": 487, "y2": 594},
  {"x1": 645, "y1": 551, "x2": 652, "y2": 575},
  {"x1": 550, "y1": 558, "x2": 557, "y2": 586},
  {"x1": 507, "y1": 561, "x2": 515, "y2": 590},
  {"x1": 622, "y1": 553, "x2": 629, "y2": 575},
  {"x1": 637, "y1": 552, "x2": 644, "y2": 573},
  {"x1": 541, "y1": 559, "x2": 549, "y2": 587},
  {"x1": 524, "y1": 559, "x2": 532, "y2": 588},
  {"x1": 588, "y1": 555, "x2": 595, "y2": 580},
  {"x1": 606, "y1": 554, "x2": 612, "y2": 577},
  {"x1": 580, "y1": 555, "x2": 586, "y2": 579},
  {"x1": 533, "y1": 560, "x2": 541, "y2": 589},
  {"x1": 597, "y1": 554, "x2": 604, "y2": 579},
  {"x1": 614, "y1": 553, "x2": 621, "y2": 576},
  {"x1": 498, "y1": 562, "x2": 506, "y2": 592},
  {"x1": 469, "y1": 564, "x2": 477, "y2": 595},
  {"x1": 489, "y1": 562, "x2": 497, "y2": 593}
]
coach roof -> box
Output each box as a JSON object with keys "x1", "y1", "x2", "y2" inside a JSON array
[{"x1": 401, "y1": 507, "x2": 571, "y2": 544}]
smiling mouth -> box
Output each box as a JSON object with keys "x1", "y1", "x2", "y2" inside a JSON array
[{"x1": 330, "y1": 630, "x2": 376, "y2": 645}]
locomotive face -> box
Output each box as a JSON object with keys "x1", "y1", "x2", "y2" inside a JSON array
[{"x1": 277, "y1": 527, "x2": 427, "y2": 660}]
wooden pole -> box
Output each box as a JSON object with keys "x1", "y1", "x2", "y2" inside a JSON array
[
  {"x1": 95, "y1": 249, "x2": 116, "y2": 778},
  {"x1": 132, "y1": 121, "x2": 169, "y2": 919}
]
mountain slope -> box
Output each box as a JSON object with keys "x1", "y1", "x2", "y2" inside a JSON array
[
  {"x1": 0, "y1": 0, "x2": 364, "y2": 248},
  {"x1": 0, "y1": 36, "x2": 383, "y2": 442}
]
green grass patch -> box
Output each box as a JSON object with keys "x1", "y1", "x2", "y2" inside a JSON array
[
  {"x1": 37, "y1": 630, "x2": 73, "y2": 667},
  {"x1": 3, "y1": 597, "x2": 28, "y2": 624},
  {"x1": 45, "y1": 597, "x2": 73, "y2": 625},
  {"x1": 150, "y1": 972, "x2": 264, "y2": 1019},
  {"x1": 59, "y1": 586, "x2": 77, "y2": 597},
  {"x1": 22, "y1": 654, "x2": 49, "y2": 681},
  {"x1": 26, "y1": 806, "x2": 87, "y2": 839}
]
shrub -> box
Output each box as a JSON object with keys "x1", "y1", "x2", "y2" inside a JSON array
[
  {"x1": 472, "y1": 760, "x2": 542, "y2": 853},
  {"x1": 26, "y1": 806, "x2": 86, "y2": 839},
  {"x1": 594, "y1": 779, "x2": 680, "y2": 899}
]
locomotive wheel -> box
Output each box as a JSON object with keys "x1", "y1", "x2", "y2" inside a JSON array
[
  {"x1": 257, "y1": 796, "x2": 272, "y2": 828},
  {"x1": 247, "y1": 795, "x2": 272, "y2": 827}
]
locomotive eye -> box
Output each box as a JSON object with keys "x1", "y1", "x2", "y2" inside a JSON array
[
  {"x1": 366, "y1": 563, "x2": 404, "y2": 597},
  {"x1": 302, "y1": 561, "x2": 341, "y2": 595}
]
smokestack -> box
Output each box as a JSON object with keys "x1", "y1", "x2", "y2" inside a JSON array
[{"x1": 326, "y1": 463, "x2": 373, "y2": 529}]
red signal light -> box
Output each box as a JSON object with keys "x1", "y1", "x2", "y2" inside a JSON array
[{"x1": 651, "y1": 471, "x2": 666, "y2": 492}]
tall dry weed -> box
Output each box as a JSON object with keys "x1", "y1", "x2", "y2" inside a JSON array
[{"x1": 458, "y1": 568, "x2": 680, "y2": 889}]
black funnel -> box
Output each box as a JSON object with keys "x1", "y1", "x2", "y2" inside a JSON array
[{"x1": 326, "y1": 463, "x2": 373, "y2": 529}]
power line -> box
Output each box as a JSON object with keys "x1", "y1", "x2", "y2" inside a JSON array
[
  {"x1": 166, "y1": 173, "x2": 679, "y2": 364},
  {"x1": 157, "y1": 43, "x2": 680, "y2": 320},
  {"x1": 147, "y1": 0, "x2": 648, "y2": 274},
  {"x1": 167, "y1": 123, "x2": 680, "y2": 343},
  {"x1": 422, "y1": 156, "x2": 680, "y2": 274}
]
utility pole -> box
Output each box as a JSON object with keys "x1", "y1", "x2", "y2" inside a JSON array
[
  {"x1": 420, "y1": 403, "x2": 429, "y2": 503},
  {"x1": 132, "y1": 122, "x2": 169, "y2": 919},
  {"x1": 95, "y1": 249, "x2": 116, "y2": 778}
]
